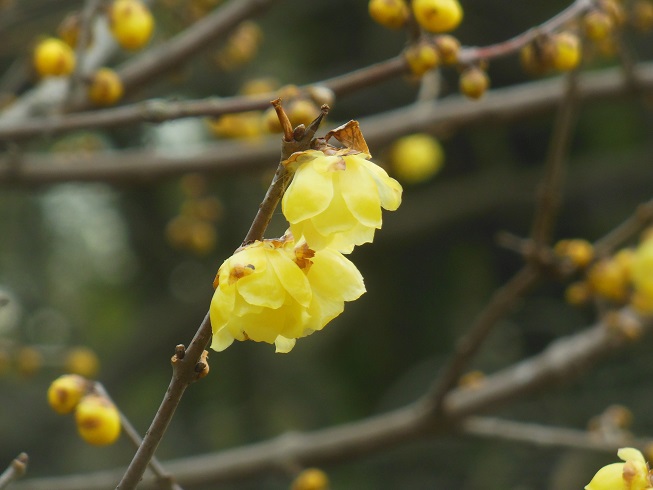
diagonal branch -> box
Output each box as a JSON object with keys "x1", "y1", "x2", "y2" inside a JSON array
[{"x1": 0, "y1": 453, "x2": 28, "y2": 490}]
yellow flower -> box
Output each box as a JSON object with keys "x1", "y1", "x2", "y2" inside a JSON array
[
  {"x1": 282, "y1": 150, "x2": 402, "y2": 253},
  {"x1": 585, "y1": 448, "x2": 651, "y2": 490},
  {"x1": 210, "y1": 235, "x2": 365, "y2": 353}
]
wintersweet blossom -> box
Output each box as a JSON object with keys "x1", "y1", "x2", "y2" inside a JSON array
[
  {"x1": 282, "y1": 149, "x2": 402, "y2": 253},
  {"x1": 210, "y1": 234, "x2": 365, "y2": 353},
  {"x1": 585, "y1": 447, "x2": 651, "y2": 490}
]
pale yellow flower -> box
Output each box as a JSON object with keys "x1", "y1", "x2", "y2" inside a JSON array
[
  {"x1": 210, "y1": 234, "x2": 365, "y2": 353},
  {"x1": 585, "y1": 448, "x2": 651, "y2": 490},
  {"x1": 282, "y1": 150, "x2": 402, "y2": 253}
]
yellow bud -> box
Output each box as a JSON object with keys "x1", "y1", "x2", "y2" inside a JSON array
[
  {"x1": 75, "y1": 395, "x2": 121, "y2": 446},
  {"x1": 264, "y1": 105, "x2": 283, "y2": 133},
  {"x1": 390, "y1": 133, "x2": 444, "y2": 184},
  {"x1": 459, "y1": 66, "x2": 489, "y2": 99},
  {"x1": 57, "y1": 13, "x2": 85, "y2": 48},
  {"x1": 599, "y1": 0, "x2": 627, "y2": 27},
  {"x1": 47, "y1": 374, "x2": 88, "y2": 415},
  {"x1": 306, "y1": 85, "x2": 335, "y2": 108},
  {"x1": 404, "y1": 41, "x2": 440, "y2": 77},
  {"x1": 368, "y1": 0, "x2": 409, "y2": 30},
  {"x1": 110, "y1": 0, "x2": 155, "y2": 51},
  {"x1": 16, "y1": 346, "x2": 43, "y2": 377},
  {"x1": 551, "y1": 32, "x2": 581, "y2": 71},
  {"x1": 291, "y1": 468, "x2": 329, "y2": 490},
  {"x1": 587, "y1": 258, "x2": 629, "y2": 302},
  {"x1": 565, "y1": 281, "x2": 592, "y2": 306},
  {"x1": 412, "y1": 0, "x2": 463, "y2": 33},
  {"x1": 631, "y1": 0, "x2": 653, "y2": 32},
  {"x1": 520, "y1": 38, "x2": 555, "y2": 75},
  {"x1": 88, "y1": 68, "x2": 124, "y2": 106},
  {"x1": 64, "y1": 347, "x2": 100, "y2": 378},
  {"x1": 239, "y1": 77, "x2": 278, "y2": 96},
  {"x1": 188, "y1": 220, "x2": 218, "y2": 256},
  {"x1": 207, "y1": 112, "x2": 263, "y2": 139},
  {"x1": 554, "y1": 239, "x2": 594, "y2": 268},
  {"x1": 583, "y1": 10, "x2": 614, "y2": 41},
  {"x1": 287, "y1": 99, "x2": 321, "y2": 129},
  {"x1": 33, "y1": 38, "x2": 76, "y2": 77},
  {"x1": 458, "y1": 370, "x2": 485, "y2": 389},
  {"x1": 434, "y1": 34, "x2": 460, "y2": 64}
]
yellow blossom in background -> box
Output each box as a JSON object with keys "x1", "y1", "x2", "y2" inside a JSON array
[
  {"x1": 210, "y1": 234, "x2": 365, "y2": 353},
  {"x1": 282, "y1": 150, "x2": 402, "y2": 253},
  {"x1": 585, "y1": 447, "x2": 651, "y2": 490}
]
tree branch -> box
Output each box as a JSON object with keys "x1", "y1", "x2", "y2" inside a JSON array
[
  {"x1": 13, "y1": 308, "x2": 648, "y2": 490},
  {"x1": 1, "y1": 62, "x2": 652, "y2": 186},
  {"x1": 0, "y1": 453, "x2": 28, "y2": 490}
]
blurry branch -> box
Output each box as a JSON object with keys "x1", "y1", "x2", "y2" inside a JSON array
[
  {"x1": 13, "y1": 309, "x2": 650, "y2": 490},
  {"x1": 65, "y1": 0, "x2": 102, "y2": 109},
  {"x1": 594, "y1": 200, "x2": 653, "y2": 257},
  {"x1": 530, "y1": 72, "x2": 579, "y2": 245},
  {"x1": 0, "y1": 55, "x2": 407, "y2": 142},
  {"x1": 425, "y1": 266, "x2": 541, "y2": 414},
  {"x1": 0, "y1": 453, "x2": 28, "y2": 490},
  {"x1": 108, "y1": 0, "x2": 279, "y2": 104},
  {"x1": 457, "y1": 0, "x2": 592, "y2": 64},
  {"x1": 462, "y1": 416, "x2": 653, "y2": 452},
  {"x1": 2, "y1": 62, "x2": 653, "y2": 185},
  {"x1": 414, "y1": 70, "x2": 581, "y2": 413},
  {"x1": 92, "y1": 383, "x2": 184, "y2": 490}
]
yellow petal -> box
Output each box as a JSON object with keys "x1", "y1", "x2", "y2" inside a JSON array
[
  {"x1": 210, "y1": 327, "x2": 235, "y2": 352},
  {"x1": 309, "y1": 248, "x2": 366, "y2": 301},
  {"x1": 274, "y1": 335, "x2": 296, "y2": 353},
  {"x1": 210, "y1": 286, "x2": 236, "y2": 329},
  {"x1": 282, "y1": 158, "x2": 335, "y2": 223},
  {"x1": 310, "y1": 187, "x2": 358, "y2": 235},
  {"x1": 585, "y1": 463, "x2": 626, "y2": 490},
  {"x1": 236, "y1": 261, "x2": 286, "y2": 309},
  {"x1": 340, "y1": 156, "x2": 382, "y2": 227},
  {"x1": 268, "y1": 250, "x2": 312, "y2": 308},
  {"x1": 360, "y1": 158, "x2": 403, "y2": 211},
  {"x1": 328, "y1": 222, "x2": 376, "y2": 253},
  {"x1": 618, "y1": 447, "x2": 646, "y2": 464}
]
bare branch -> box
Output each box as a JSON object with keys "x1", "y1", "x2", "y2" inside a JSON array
[
  {"x1": 2, "y1": 63, "x2": 653, "y2": 186},
  {"x1": 0, "y1": 453, "x2": 28, "y2": 490},
  {"x1": 13, "y1": 309, "x2": 649, "y2": 490}
]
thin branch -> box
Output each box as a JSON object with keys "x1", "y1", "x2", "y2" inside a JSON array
[
  {"x1": 424, "y1": 265, "x2": 541, "y2": 414},
  {"x1": 530, "y1": 71, "x2": 579, "y2": 245},
  {"x1": 117, "y1": 104, "x2": 327, "y2": 490},
  {"x1": 457, "y1": 0, "x2": 593, "y2": 64},
  {"x1": 92, "y1": 383, "x2": 184, "y2": 490},
  {"x1": 593, "y1": 199, "x2": 653, "y2": 257},
  {"x1": 13, "y1": 308, "x2": 649, "y2": 490},
  {"x1": 462, "y1": 416, "x2": 653, "y2": 452},
  {"x1": 0, "y1": 453, "x2": 28, "y2": 490},
  {"x1": 2, "y1": 62, "x2": 652, "y2": 186}
]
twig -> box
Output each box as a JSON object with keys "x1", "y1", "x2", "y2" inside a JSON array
[
  {"x1": 116, "y1": 313, "x2": 212, "y2": 490},
  {"x1": 13, "y1": 308, "x2": 649, "y2": 490},
  {"x1": 65, "y1": 0, "x2": 102, "y2": 109},
  {"x1": 424, "y1": 265, "x2": 541, "y2": 414},
  {"x1": 92, "y1": 383, "x2": 184, "y2": 490},
  {"x1": 530, "y1": 71, "x2": 579, "y2": 245},
  {"x1": 593, "y1": 199, "x2": 653, "y2": 257},
  {"x1": 99, "y1": 0, "x2": 278, "y2": 106},
  {"x1": 457, "y1": 0, "x2": 593, "y2": 64},
  {"x1": 462, "y1": 416, "x2": 653, "y2": 452},
  {"x1": 0, "y1": 453, "x2": 28, "y2": 490}
]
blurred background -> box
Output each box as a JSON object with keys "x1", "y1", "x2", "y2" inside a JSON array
[{"x1": 0, "y1": 0, "x2": 652, "y2": 488}]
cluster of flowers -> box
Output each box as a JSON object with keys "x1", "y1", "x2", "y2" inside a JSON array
[
  {"x1": 557, "y1": 229, "x2": 653, "y2": 315},
  {"x1": 210, "y1": 122, "x2": 402, "y2": 353}
]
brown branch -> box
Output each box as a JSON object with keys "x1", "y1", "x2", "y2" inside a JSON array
[
  {"x1": 593, "y1": 200, "x2": 653, "y2": 257},
  {"x1": 116, "y1": 313, "x2": 213, "y2": 489},
  {"x1": 462, "y1": 416, "x2": 653, "y2": 452},
  {"x1": 530, "y1": 71, "x2": 579, "y2": 245},
  {"x1": 457, "y1": 0, "x2": 593, "y2": 64},
  {"x1": 0, "y1": 453, "x2": 28, "y2": 490},
  {"x1": 117, "y1": 104, "x2": 327, "y2": 490},
  {"x1": 0, "y1": 55, "x2": 406, "y2": 142},
  {"x1": 1, "y1": 62, "x2": 652, "y2": 186},
  {"x1": 92, "y1": 383, "x2": 183, "y2": 490},
  {"x1": 13, "y1": 309, "x2": 649, "y2": 490}
]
